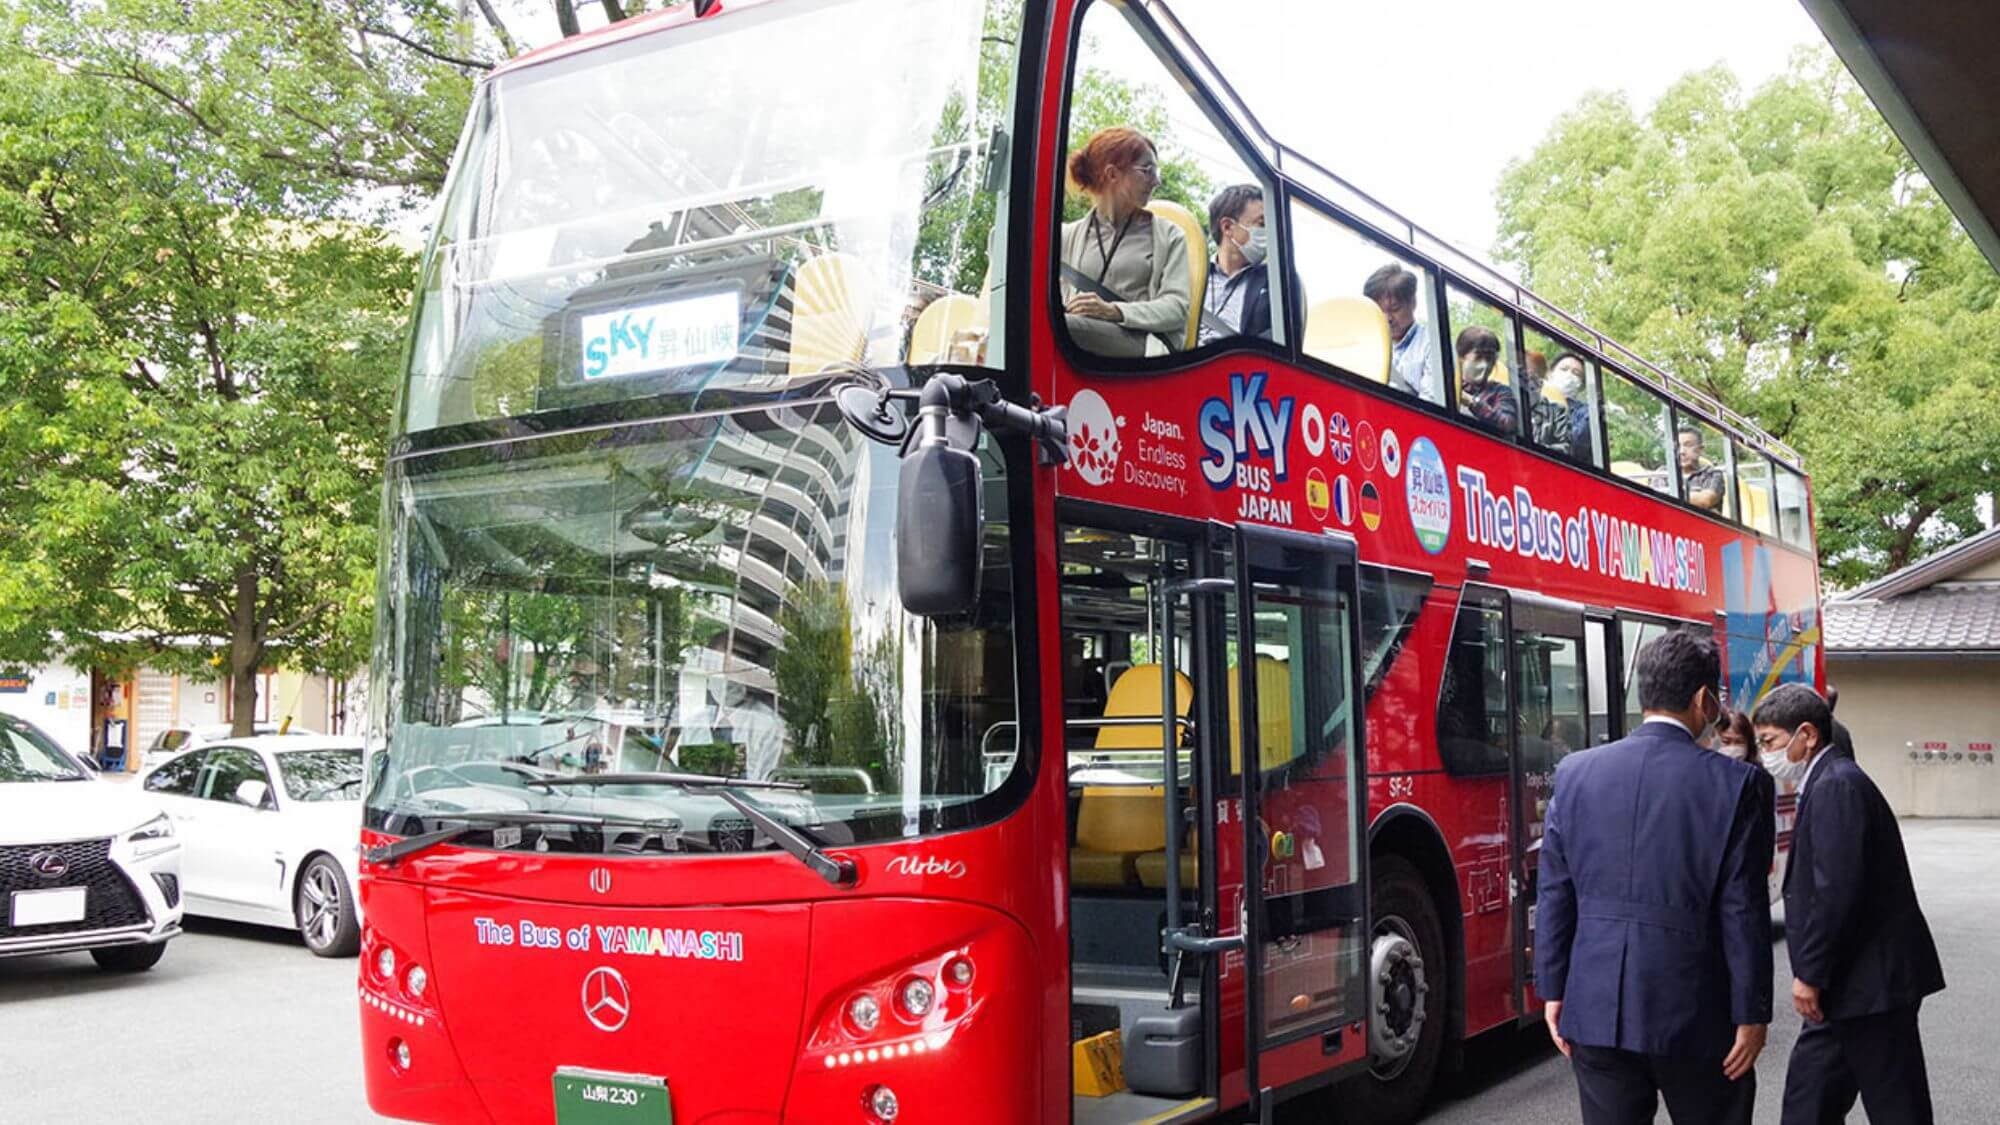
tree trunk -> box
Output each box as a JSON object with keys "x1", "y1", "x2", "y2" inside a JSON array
[{"x1": 229, "y1": 565, "x2": 266, "y2": 737}]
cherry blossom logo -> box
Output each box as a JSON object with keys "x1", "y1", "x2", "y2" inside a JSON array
[{"x1": 1066, "y1": 390, "x2": 1123, "y2": 487}]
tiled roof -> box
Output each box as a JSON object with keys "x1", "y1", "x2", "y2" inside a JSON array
[{"x1": 1824, "y1": 584, "x2": 2000, "y2": 653}]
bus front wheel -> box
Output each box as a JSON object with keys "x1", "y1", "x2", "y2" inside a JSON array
[{"x1": 1336, "y1": 856, "x2": 1446, "y2": 1124}]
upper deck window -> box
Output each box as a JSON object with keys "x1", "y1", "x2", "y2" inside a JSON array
[
  {"x1": 1445, "y1": 286, "x2": 1524, "y2": 440},
  {"x1": 1521, "y1": 323, "x2": 1601, "y2": 468},
  {"x1": 402, "y1": 0, "x2": 1023, "y2": 434},
  {"x1": 1674, "y1": 412, "x2": 1735, "y2": 521},
  {"x1": 1291, "y1": 204, "x2": 1446, "y2": 407},
  {"x1": 1734, "y1": 439, "x2": 1776, "y2": 537},
  {"x1": 1056, "y1": 0, "x2": 1278, "y2": 363},
  {"x1": 1774, "y1": 465, "x2": 1812, "y2": 550},
  {"x1": 1602, "y1": 368, "x2": 1676, "y2": 498}
]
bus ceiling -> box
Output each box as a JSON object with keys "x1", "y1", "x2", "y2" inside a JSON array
[{"x1": 1800, "y1": 0, "x2": 2000, "y2": 274}]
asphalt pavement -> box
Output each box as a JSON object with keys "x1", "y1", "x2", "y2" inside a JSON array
[{"x1": 2, "y1": 820, "x2": 1994, "y2": 1124}]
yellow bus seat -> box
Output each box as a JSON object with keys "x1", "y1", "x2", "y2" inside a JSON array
[
  {"x1": 1302, "y1": 297, "x2": 1390, "y2": 383},
  {"x1": 1740, "y1": 477, "x2": 1773, "y2": 531},
  {"x1": 1228, "y1": 655, "x2": 1296, "y2": 774},
  {"x1": 908, "y1": 293, "x2": 986, "y2": 365},
  {"x1": 788, "y1": 251, "x2": 876, "y2": 377},
  {"x1": 1134, "y1": 848, "x2": 1198, "y2": 891},
  {"x1": 1095, "y1": 664, "x2": 1192, "y2": 751},
  {"x1": 1072, "y1": 785, "x2": 1167, "y2": 889},
  {"x1": 1144, "y1": 199, "x2": 1207, "y2": 351},
  {"x1": 1610, "y1": 459, "x2": 1657, "y2": 485}
]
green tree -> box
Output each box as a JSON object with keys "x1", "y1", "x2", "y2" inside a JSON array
[
  {"x1": 1494, "y1": 50, "x2": 2000, "y2": 585},
  {"x1": 0, "y1": 46, "x2": 408, "y2": 726}
]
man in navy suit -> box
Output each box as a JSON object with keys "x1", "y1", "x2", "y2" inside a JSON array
[
  {"x1": 1754, "y1": 684, "x2": 1944, "y2": 1125},
  {"x1": 1536, "y1": 630, "x2": 1775, "y2": 1124}
]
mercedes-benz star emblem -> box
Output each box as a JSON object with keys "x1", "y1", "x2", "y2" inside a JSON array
[
  {"x1": 29, "y1": 851, "x2": 68, "y2": 879},
  {"x1": 582, "y1": 966, "x2": 630, "y2": 1033},
  {"x1": 589, "y1": 867, "x2": 612, "y2": 895}
]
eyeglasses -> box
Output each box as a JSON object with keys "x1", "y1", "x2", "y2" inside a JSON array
[{"x1": 1755, "y1": 729, "x2": 1800, "y2": 753}]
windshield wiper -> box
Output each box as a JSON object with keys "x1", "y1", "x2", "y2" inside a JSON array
[
  {"x1": 363, "y1": 809, "x2": 676, "y2": 866},
  {"x1": 530, "y1": 772, "x2": 857, "y2": 888}
]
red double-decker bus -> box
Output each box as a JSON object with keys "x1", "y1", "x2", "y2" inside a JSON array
[{"x1": 357, "y1": 1, "x2": 1822, "y2": 1122}]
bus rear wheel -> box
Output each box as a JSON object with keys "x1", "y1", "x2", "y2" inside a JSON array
[{"x1": 1334, "y1": 855, "x2": 1445, "y2": 1125}]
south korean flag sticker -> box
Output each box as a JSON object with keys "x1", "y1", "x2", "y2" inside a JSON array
[{"x1": 1382, "y1": 429, "x2": 1404, "y2": 480}]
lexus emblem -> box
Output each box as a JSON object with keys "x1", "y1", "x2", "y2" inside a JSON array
[
  {"x1": 589, "y1": 867, "x2": 612, "y2": 895},
  {"x1": 29, "y1": 851, "x2": 68, "y2": 879},
  {"x1": 582, "y1": 966, "x2": 630, "y2": 1032}
]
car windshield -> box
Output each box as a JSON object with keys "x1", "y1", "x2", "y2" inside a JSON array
[
  {"x1": 365, "y1": 401, "x2": 1023, "y2": 855},
  {"x1": 0, "y1": 716, "x2": 86, "y2": 782},
  {"x1": 279, "y1": 749, "x2": 367, "y2": 802},
  {"x1": 401, "y1": 0, "x2": 1021, "y2": 435}
]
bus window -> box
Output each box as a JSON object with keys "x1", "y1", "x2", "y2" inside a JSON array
[
  {"x1": 1292, "y1": 204, "x2": 1445, "y2": 405},
  {"x1": 1437, "y1": 588, "x2": 1509, "y2": 776},
  {"x1": 1060, "y1": 1, "x2": 1274, "y2": 360},
  {"x1": 1734, "y1": 440, "x2": 1776, "y2": 536},
  {"x1": 1520, "y1": 325, "x2": 1599, "y2": 466},
  {"x1": 1675, "y1": 412, "x2": 1734, "y2": 520},
  {"x1": 1618, "y1": 617, "x2": 1705, "y2": 732},
  {"x1": 1514, "y1": 614, "x2": 1586, "y2": 777},
  {"x1": 1584, "y1": 617, "x2": 1616, "y2": 745},
  {"x1": 1774, "y1": 465, "x2": 1811, "y2": 549},
  {"x1": 1601, "y1": 369, "x2": 1675, "y2": 496},
  {"x1": 1445, "y1": 286, "x2": 1523, "y2": 439},
  {"x1": 1357, "y1": 566, "x2": 1433, "y2": 696}
]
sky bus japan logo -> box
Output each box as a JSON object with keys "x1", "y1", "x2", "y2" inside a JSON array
[
  {"x1": 578, "y1": 291, "x2": 740, "y2": 380},
  {"x1": 1404, "y1": 437, "x2": 1451, "y2": 554}
]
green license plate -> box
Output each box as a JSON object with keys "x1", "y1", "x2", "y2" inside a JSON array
[{"x1": 553, "y1": 1068, "x2": 673, "y2": 1125}]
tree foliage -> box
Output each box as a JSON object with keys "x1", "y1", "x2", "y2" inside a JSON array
[
  {"x1": 0, "y1": 37, "x2": 411, "y2": 727},
  {"x1": 1495, "y1": 50, "x2": 2000, "y2": 585}
]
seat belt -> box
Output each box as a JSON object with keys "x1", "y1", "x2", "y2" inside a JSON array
[{"x1": 1059, "y1": 263, "x2": 1237, "y2": 348}]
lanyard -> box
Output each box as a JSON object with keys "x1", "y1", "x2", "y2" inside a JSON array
[{"x1": 1088, "y1": 210, "x2": 1138, "y2": 287}]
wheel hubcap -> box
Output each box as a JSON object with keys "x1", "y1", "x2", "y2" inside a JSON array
[
  {"x1": 300, "y1": 867, "x2": 341, "y2": 948},
  {"x1": 1369, "y1": 916, "x2": 1430, "y2": 1079}
]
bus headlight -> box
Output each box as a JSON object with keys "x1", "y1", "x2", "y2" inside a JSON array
[
  {"x1": 898, "y1": 977, "x2": 934, "y2": 1019},
  {"x1": 846, "y1": 993, "x2": 881, "y2": 1035},
  {"x1": 866, "y1": 1085, "x2": 899, "y2": 1121}
]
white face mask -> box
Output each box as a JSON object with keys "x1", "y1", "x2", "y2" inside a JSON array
[
  {"x1": 1552, "y1": 366, "x2": 1583, "y2": 397},
  {"x1": 1463, "y1": 357, "x2": 1494, "y2": 384},
  {"x1": 1235, "y1": 223, "x2": 1268, "y2": 266},
  {"x1": 1762, "y1": 749, "x2": 1809, "y2": 783}
]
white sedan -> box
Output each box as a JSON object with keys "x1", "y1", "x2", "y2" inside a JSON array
[
  {"x1": 1, "y1": 714, "x2": 183, "y2": 971},
  {"x1": 138, "y1": 736, "x2": 364, "y2": 957}
]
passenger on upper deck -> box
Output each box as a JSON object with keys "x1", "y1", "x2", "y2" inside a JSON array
[
  {"x1": 1549, "y1": 351, "x2": 1595, "y2": 461},
  {"x1": 1364, "y1": 264, "x2": 1436, "y2": 399},
  {"x1": 1678, "y1": 427, "x2": 1727, "y2": 511},
  {"x1": 1059, "y1": 127, "x2": 1192, "y2": 358},
  {"x1": 1198, "y1": 184, "x2": 1271, "y2": 344},
  {"x1": 1455, "y1": 326, "x2": 1518, "y2": 435}
]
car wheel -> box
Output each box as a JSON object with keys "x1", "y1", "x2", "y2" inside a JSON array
[
  {"x1": 91, "y1": 942, "x2": 167, "y2": 973},
  {"x1": 1327, "y1": 855, "x2": 1448, "y2": 1125},
  {"x1": 296, "y1": 855, "x2": 360, "y2": 958},
  {"x1": 709, "y1": 818, "x2": 754, "y2": 852}
]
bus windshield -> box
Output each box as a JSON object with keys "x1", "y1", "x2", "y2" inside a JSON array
[
  {"x1": 402, "y1": 0, "x2": 1021, "y2": 434},
  {"x1": 365, "y1": 402, "x2": 1023, "y2": 855}
]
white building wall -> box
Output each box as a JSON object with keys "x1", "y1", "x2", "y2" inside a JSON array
[{"x1": 0, "y1": 664, "x2": 95, "y2": 760}]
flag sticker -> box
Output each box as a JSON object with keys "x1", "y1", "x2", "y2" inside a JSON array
[
  {"x1": 1329, "y1": 413, "x2": 1353, "y2": 465},
  {"x1": 1306, "y1": 468, "x2": 1331, "y2": 522},
  {"x1": 1357, "y1": 420, "x2": 1379, "y2": 472},
  {"x1": 1360, "y1": 481, "x2": 1384, "y2": 531},
  {"x1": 1333, "y1": 475, "x2": 1355, "y2": 526},
  {"x1": 1382, "y1": 429, "x2": 1403, "y2": 479}
]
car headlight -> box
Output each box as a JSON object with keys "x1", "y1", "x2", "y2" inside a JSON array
[{"x1": 128, "y1": 814, "x2": 174, "y2": 842}]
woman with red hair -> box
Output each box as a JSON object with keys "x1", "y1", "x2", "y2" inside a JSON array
[{"x1": 1059, "y1": 126, "x2": 1190, "y2": 357}]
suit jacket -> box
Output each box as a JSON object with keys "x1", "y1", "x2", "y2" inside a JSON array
[
  {"x1": 1783, "y1": 752, "x2": 1943, "y2": 1019},
  {"x1": 1536, "y1": 721, "x2": 1776, "y2": 1057}
]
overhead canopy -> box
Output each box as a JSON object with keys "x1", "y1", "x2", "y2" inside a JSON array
[{"x1": 1799, "y1": 0, "x2": 2000, "y2": 272}]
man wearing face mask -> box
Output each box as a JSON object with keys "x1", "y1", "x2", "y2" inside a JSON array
[
  {"x1": 1753, "y1": 683, "x2": 1943, "y2": 1125},
  {"x1": 1536, "y1": 630, "x2": 1774, "y2": 1125},
  {"x1": 1198, "y1": 185, "x2": 1272, "y2": 345},
  {"x1": 1455, "y1": 326, "x2": 1521, "y2": 437}
]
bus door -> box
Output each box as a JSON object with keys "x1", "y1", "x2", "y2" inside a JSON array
[
  {"x1": 1231, "y1": 526, "x2": 1370, "y2": 1105},
  {"x1": 1507, "y1": 593, "x2": 1588, "y2": 1019}
]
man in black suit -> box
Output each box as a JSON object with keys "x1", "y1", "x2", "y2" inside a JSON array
[
  {"x1": 1754, "y1": 683, "x2": 1944, "y2": 1125},
  {"x1": 1538, "y1": 631, "x2": 1775, "y2": 1124}
]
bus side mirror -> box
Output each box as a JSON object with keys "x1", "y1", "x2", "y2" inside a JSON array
[{"x1": 897, "y1": 442, "x2": 985, "y2": 617}]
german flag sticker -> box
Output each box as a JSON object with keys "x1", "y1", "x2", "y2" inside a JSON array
[
  {"x1": 1306, "y1": 468, "x2": 1331, "y2": 523},
  {"x1": 1360, "y1": 481, "x2": 1383, "y2": 531}
]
